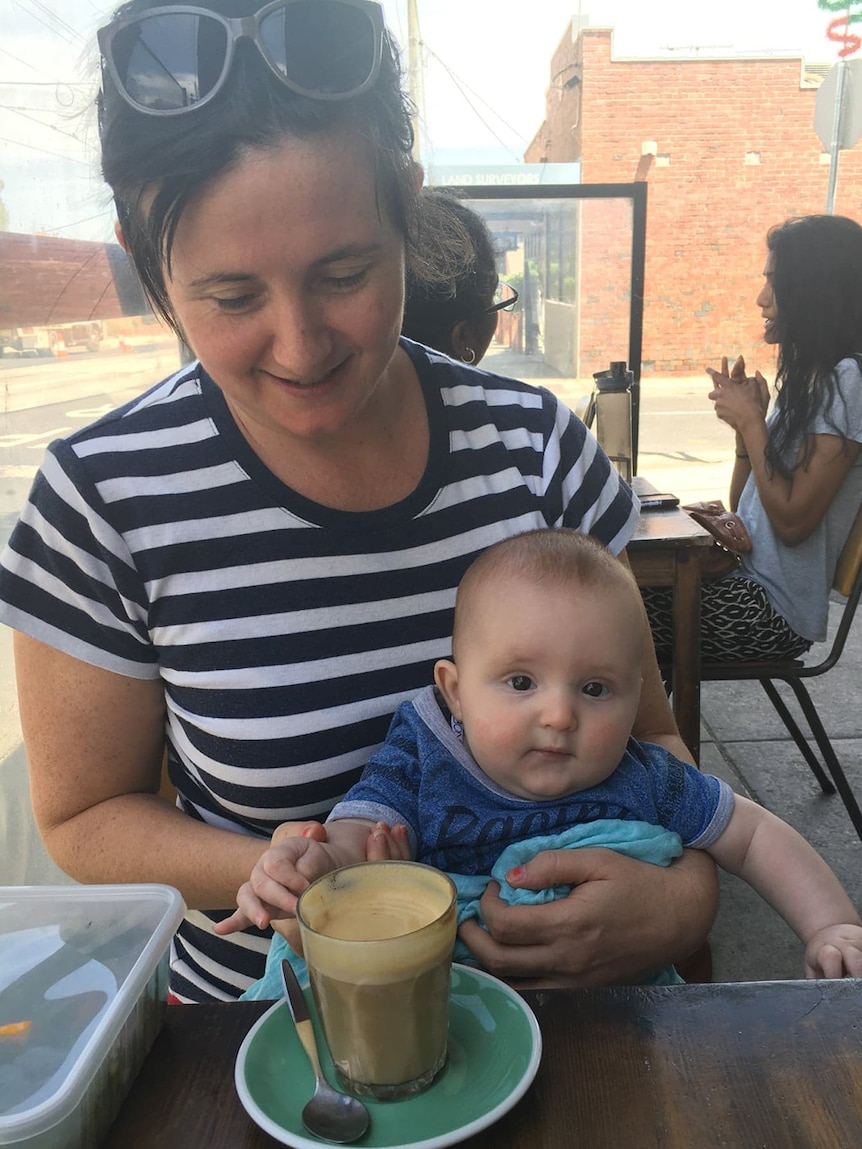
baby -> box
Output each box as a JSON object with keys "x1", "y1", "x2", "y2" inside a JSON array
[{"x1": 220, "y1": 528, "x2": 862, "y2": 983}]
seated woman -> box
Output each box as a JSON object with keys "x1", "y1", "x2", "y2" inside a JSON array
[
  {"x1": 644, "y1": 214, "x2": 862, "y2": 663},
  {"x1": 0, "y1": 0, "x2": 716, "y2": 1003},
  {"x1": 401, "y1": 189, "x2": 515, "y2": 364}
]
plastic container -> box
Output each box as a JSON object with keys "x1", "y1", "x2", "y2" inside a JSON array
[{"x1": 0, "y1": 884, "x2": 185, "y2": 1148}]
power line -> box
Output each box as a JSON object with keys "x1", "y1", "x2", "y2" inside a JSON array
[
  {"x1": 30, "y1": 0, "x2": 87, "y2": 41},
  {"x1": 3, "y1": 107, "x2": 88, "y2": 144},
  {"x1": 11, "y1": 8, "x2": 76, "y2": 48},
  {"x1": 0, "y1": 134, "x2": 91, "y2": 164},
  {"x1": 0, "y1": 45, "x2": 50, "y2": 77},
  {"x1": 44, "y1": 213, "x2": 112, "y2": 235},
  {"x1": 423, "y1": 46, "x2": 529, "y2": 159},
  {"x1": 0, "y1": 81, "x2": 93, "y2": 87},
  {"x1": 421, "y1": 44, "x2": 530, "y2": 145},
  {"x1": 14, "y1": 0, "x2": 87, "y2": 45}
]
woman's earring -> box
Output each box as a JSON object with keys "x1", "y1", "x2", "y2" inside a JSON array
[{"x1": 461, "y1": 347, "x2": 476, "y2": 365}]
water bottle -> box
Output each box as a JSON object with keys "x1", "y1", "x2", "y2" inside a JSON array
[{"x1": 593, "y1": 361, "x2": 633, "y2": 483}]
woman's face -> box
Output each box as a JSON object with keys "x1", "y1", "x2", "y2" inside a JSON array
[
  {"x1": 164, "y1": 128, "x2": 407, "y2": 447},
  {"x1": 756, "y1": 252, "x2": 779, "y2": 345}
]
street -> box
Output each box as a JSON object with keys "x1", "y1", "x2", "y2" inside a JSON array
[{"x1": 0, "y1": 342, "x2": 182, "y2": 883}]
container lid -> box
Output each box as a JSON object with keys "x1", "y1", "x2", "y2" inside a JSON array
[
  {"x1": 593, "y1": 361, "x2": 632, "y2": 391},
  {"x1": 0, "y1": 884, "x2": 184, "y2": 1144}
]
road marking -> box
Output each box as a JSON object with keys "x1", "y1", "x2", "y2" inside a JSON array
[
  {"x1": 66, "y1": 403, "x2": 114, "y2": 419},
  {"x1": 0, "y1": 465, "x2": 37, "y2": 479},
  {"x1": 0, "y1": 428, "x2": 72, "y2": 448}
]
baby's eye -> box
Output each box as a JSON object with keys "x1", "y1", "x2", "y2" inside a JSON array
[
  {"x1": 507, "y1": 675, "x2": 535, "y2": 692},
  {"x1": 582, "y1": 681, "x2": 609, "y2": 699}
]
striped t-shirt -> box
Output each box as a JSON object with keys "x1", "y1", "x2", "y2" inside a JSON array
[{"x1": 0, "y1": 338, "x2": 638, "y2": 1000}]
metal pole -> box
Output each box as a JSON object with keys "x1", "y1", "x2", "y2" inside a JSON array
[
  {"x1": 826, "y1": 59, "x2": 848, "y2": 214},
  {"x1": 407, "y1": 0, "x2": 422, "y2": 166}
]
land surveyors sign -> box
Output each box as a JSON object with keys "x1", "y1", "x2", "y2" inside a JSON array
[{"x1": 816, "y1": 2, "x2": 862, "y2": 210}]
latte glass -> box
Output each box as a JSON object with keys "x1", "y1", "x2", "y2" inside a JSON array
[{"x1": 296, "y1": 861, "x2": 457, "y2": 1100}]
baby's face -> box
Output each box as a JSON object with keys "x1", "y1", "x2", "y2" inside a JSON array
[{"x1": 438, "y1": 574, "x2": 643, "y2": 801}]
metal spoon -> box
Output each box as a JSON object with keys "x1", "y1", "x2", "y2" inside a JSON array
[{"x1": 280, "y1": 959, "x2": 370, "y2": 1144}]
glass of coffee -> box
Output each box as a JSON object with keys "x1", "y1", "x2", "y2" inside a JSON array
[{"x1": 296, "y1": 860, "x2": 457, "y2": 1101}]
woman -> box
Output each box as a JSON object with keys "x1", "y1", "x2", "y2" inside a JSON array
[
  {"x1": 0, "y1": 0, "x2": 714, "y2": 1002},
  {"x1": 645, "y1": 214, "x2": 862, "y2": 664},
  {"x1": 401, "y1": 189, "x2": 510, "y2": 365}
]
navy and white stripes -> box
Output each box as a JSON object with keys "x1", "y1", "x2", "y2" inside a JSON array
[{"x1": 0, "y1": 338, "x2": 638, "y2": 1000}]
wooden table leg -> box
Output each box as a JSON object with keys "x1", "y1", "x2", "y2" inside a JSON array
[{"x1": 671, "y1": 550, "x2": 702, "y2": 763}]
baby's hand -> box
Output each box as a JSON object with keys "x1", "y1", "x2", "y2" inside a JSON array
[
  {"x1": 804, "y1": 924, "x2": 862, "y2": 978},
  {"x1": 214, "y1": 836, "x2": 338, "y2": 936}
]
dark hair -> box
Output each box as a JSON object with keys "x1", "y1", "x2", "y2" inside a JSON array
[
  {"x1": 401, "y1": 191, "x2": 498, "y2": 352},
  {"x1": 766, "y1": 214, "x2": 862, "y2": 473},
  {"x1": 97, "y1": 0, "x2": 417, "y2": 332},
  {"x1": 452, "y1": 528, "x2": 642, "y2": 659}
]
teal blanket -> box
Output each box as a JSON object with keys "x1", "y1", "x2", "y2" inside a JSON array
[{"x1": 241, "y1": 818, "x2": 685, "y2": 1000}]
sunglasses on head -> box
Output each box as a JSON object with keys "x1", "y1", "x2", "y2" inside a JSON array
[{"x1": 97, "y1": 0, "x2": 385, "y2": 116}]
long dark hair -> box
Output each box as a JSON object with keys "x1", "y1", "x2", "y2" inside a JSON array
[
  {"x1": 766, "y1": 214, "x2": 862, "y2": 474},
  {"x1": 97, "y1": 0, "x2": 417, "y2": 333}
]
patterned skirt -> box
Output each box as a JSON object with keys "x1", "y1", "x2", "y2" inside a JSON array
[{"x1": 641, "y1": 573, "x2": 812, "y2": 664}]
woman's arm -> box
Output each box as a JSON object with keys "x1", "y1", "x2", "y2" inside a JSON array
[
  {"x1": 617, "y1": 549, "x2": 694, "y2": 766},
  {"x1": 707, "y1": 361, "x2": 861, "y2": 544},
  {"x1": 745, "y1": 431, "x2": 860, "y2": 545},
  {"x1": 16, "y1": 633, "x2": 277, "y2": 909}
]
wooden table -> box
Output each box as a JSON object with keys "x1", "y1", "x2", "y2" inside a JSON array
[
  {"x1": 103, "y1": 980, "x2": 862, "y2": 1148},
  {"x1": 628, "y1": 478, "x2": 712, "y2": 760}
]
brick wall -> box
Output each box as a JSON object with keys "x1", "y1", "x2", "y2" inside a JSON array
[
  {"x1": 0, "y1": 231, "x2": 146, "y2": 328},
  {"x1": 526, "y1": 27, "x2": 862, "y2": 375}
]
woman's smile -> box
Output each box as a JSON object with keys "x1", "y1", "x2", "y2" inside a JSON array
[{"x1": 259, "y1": 356, "x2": 351, "y2": 391}]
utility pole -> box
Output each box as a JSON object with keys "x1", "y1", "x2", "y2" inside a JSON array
[
  {"x1": 814, "y1": 59, "x2": 862, "y2": 214},
  {"x1": 826, "y1": 60, "x2": 848, "y2": 213},
  {"x1": 407, "y1": 0, "x2": 424, "y2": 166}
]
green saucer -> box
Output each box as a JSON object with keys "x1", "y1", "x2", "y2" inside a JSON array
[{"x1": 235, "y1": 963, "x2": 542, "y2": 1149}]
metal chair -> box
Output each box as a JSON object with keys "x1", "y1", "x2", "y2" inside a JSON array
[{"x1": 699, "y1": 505, "x2": 862, "y2": 842}]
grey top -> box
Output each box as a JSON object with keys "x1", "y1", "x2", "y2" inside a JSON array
[{"x1": 736, "y1": 357, "x2": 862, "y2": 641}]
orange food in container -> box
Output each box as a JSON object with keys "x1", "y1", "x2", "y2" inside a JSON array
[{"x1": 0, "y1": 884, "x2": 184, "y2": 1148}]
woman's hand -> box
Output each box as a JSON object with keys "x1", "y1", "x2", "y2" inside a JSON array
[
  {"x1": 457, "y1": 847, "x2": 718, "y2": 988},
  {"x1": 706, "y1": 355, "x2": 769, "y2": 434}
]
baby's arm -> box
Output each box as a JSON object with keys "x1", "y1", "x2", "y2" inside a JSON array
[
  {"x1": 215, "y1": 818, "x2": 376, "y2": 935},
  {"x1": 708, "y1": 796, "x2": 862, "y2": 977}
]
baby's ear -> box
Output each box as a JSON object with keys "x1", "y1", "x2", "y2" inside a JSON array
[{"x1": 433, "y1": 659, "x2": 462, "y2": 719}]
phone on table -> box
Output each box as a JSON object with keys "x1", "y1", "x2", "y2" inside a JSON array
[{"x1": 639, "y1": 493, "x2": 680, "y2": 511}]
